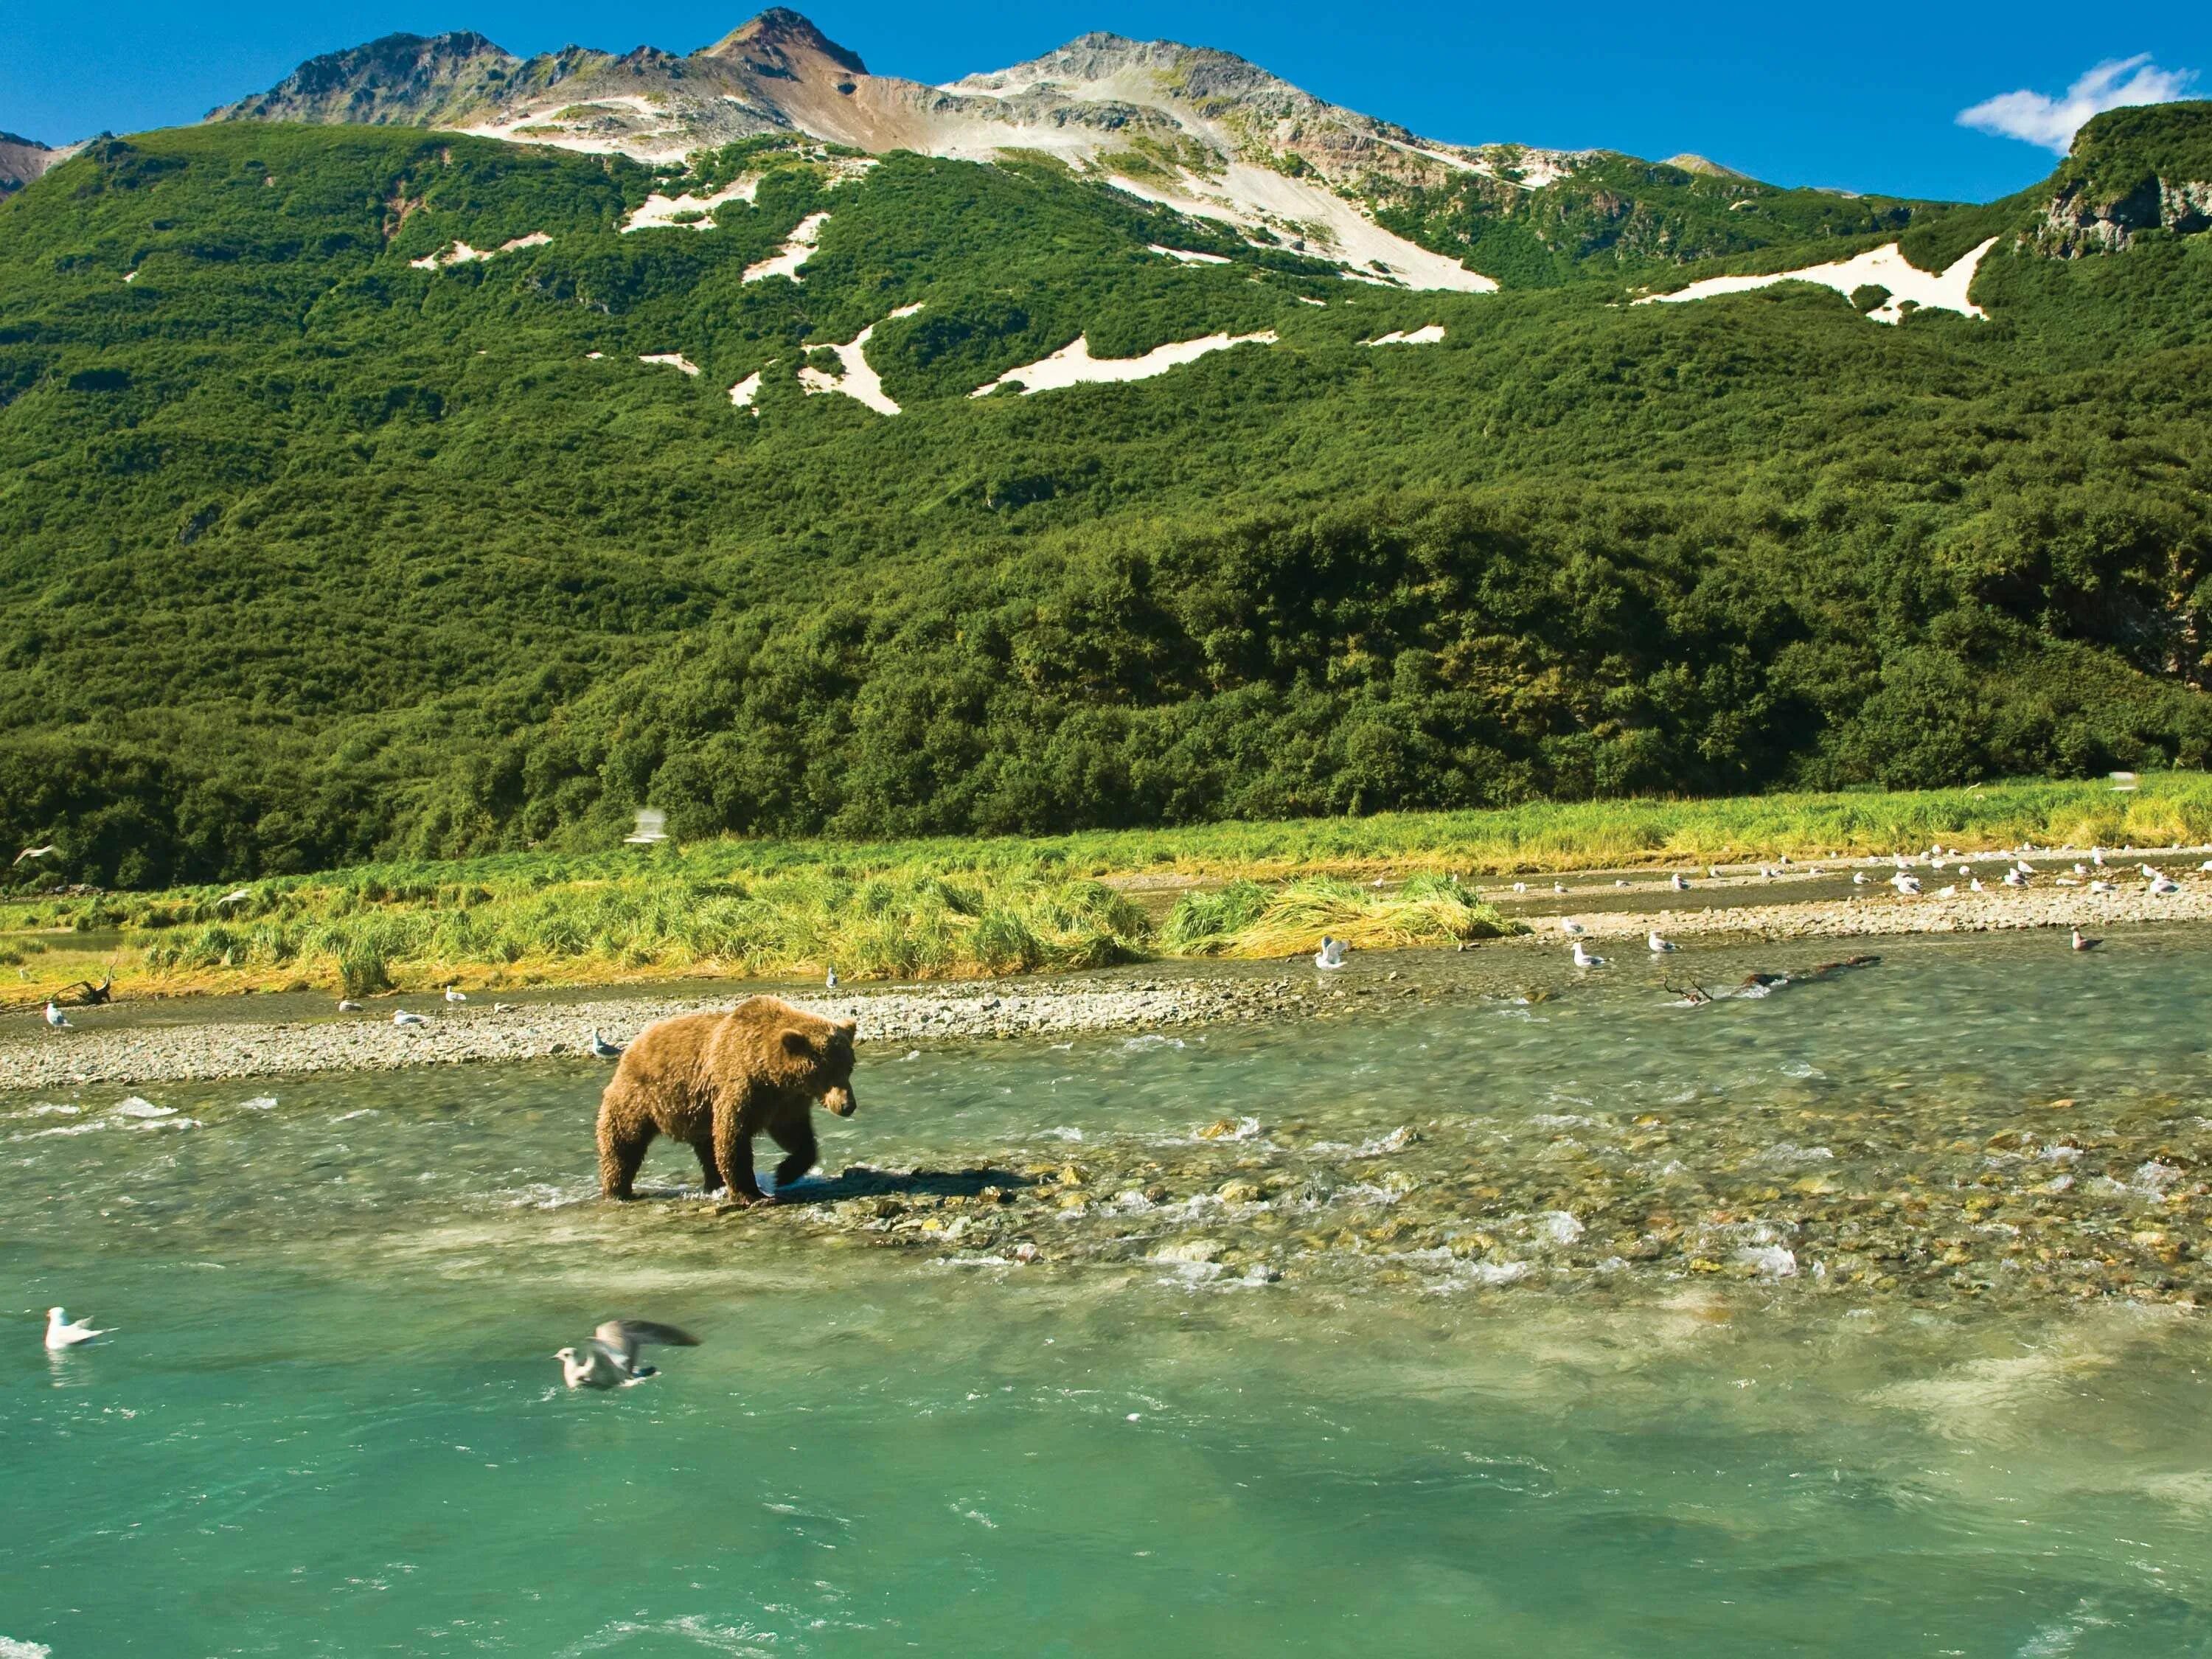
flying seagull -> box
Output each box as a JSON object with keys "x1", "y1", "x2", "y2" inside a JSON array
[
  {"x1": 13, "y1": 844, "x2": 58, "y2": 866},
  {"x1": 588, "y1": 1029, "x2": 625, "y2": 1059},
  {"x1": 557, "y1": 1318, "x2": 700, "y2": 1389},
  {"x1": 1313, "y1": 937, "x2": 1348, "y2": 971},
  {"x1": 45, "y1": 1307, "x2": 111, "y2": 1349},
  {"x1": 44, "y1": 1001, "x2": 72, "y2": 1029}
]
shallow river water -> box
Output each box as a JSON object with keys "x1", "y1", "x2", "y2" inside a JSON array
[{"x1": 7, "y1": 930, "x2": 2212, "y2": 1655}]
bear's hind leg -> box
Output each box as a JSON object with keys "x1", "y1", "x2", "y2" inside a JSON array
[
  {"x1": 597, "y1": 1110, "x2": 655, "y2": 1201},
  {"x1": 768, "y1": 1116, "x2": 819, "y2": 1194}
]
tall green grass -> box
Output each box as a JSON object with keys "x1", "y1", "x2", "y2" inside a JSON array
[{"x1": 11, "y1": 775, "x2": 2211, "y2": 995}]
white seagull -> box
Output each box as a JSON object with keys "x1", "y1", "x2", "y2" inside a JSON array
[
  {"x1": 1970, "y1": 877, "x2": 1985, "y2": 892},
  {"x1": 825, "y1": 966, "x2": 839, "y2": 989},
  {"x1": 444, "y1": 984, "x2": 467, "y2": 1004},
  {"x1": 13, "y1": 844, "x2": 58, "y2": 866},
  {"x1": 556, "y1": 1318, "x2": 700, "y2": 1389},
  {"x1": 1891, "y1": 873, "x2": 1922, "y2": 894},
  {"x1": 1851, "y1": 872, "x2": 1868, "y2": 886},
  {"x1": 337, "y1": 998, "x2": 364, "y2": 1012},
  {"x1": 392, "y1": 1009, "x2": 430, "y2": 1027},
  {"x1": 1314, "y1": 937, "x2": 1349, "y2": 971},
  {"x1": 2090, "y1": 879, "x2": 2116, "y2": 894},
  {"x1": 2004, "y1": 869, "x2": 2029, "y2": 888},
  {"x1": 1670, "y1": 873, "x2": 1688, "y2": 891},
  {"x1": 2149, "y1": 874, "x2": 2181, "y2": 896},
  {"x1": 2091, "y1": 847, "x2": 2107, "y2": 867},
  {"x1": 588, "y1": 1029, "x2": 625, "y2": 1059},
  {"x1": 1559, "y1": 917, "x2": 1585, "y2": 936},
  {"x1": 44, "y1": 1001, "x2": 72, "y2": 1029},
  {"x1": 2071, "y1": 928, "x2": 2101, "y2": 952},
  {"x1": 1646, "y1": 931, "x2": 1677, "y2": 953},
  {"x1": 45, "y1": 1307, "x2": 111, "y2": 1349},
  {"x1": 1571, "y1": 941, "x2": 1606, "y2": 968}
]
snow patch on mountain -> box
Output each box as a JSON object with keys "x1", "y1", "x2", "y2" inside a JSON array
[
  {"x1": 971, "y1": 330, "x2": 1279, "y2": 397},
  {"x1": 1638, "y1": 238, "x2": 1998, "y2": 324}
]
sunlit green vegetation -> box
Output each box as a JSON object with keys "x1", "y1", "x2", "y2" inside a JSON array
[
  {"x1": 2, "y1": 109, "x2": 2211, "y2": 893},
  {"x1": 7, "y1": 776, "x2": 2208, "y2": 1003}
]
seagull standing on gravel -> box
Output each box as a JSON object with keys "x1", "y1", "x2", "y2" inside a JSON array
[
  {"x1": 44, "y1": 1001, "x2": 72, "y2": 1029},
  {"x1": 2090, "y1": 879, "x2": 2116, "y2": 894},
  {"x1": 2004, "y1": 869, "x2": 2029, "y2": 888},
  {"x1": 588, "y1": 1029, "x2": 625, "y2": 1059},
  {"x1": 45, "y1": 1307, "x2": 110, "y2": 1349},
  {"x1": 1571, "y1": 941, "x2": 1607, "y2": 968},
  {"x1": 1314, "y1": 937, "x2": 1349, "y2": 971},
  {"x1": 392, "y1": 1009, "x2": 430, "y2": 1027},
  {"x1": 556, "y1": 1319, "x2": 700, "y2": 1390},
  {"x1": 1670, "y1": 873, "x2": 1688, "y2": 891},
  {"x1": 2092, "y1": 847, "x2": 2107, "y2": 867},
  {"x1": 1647, "y1": 931, "x2": 1677, "y2": 953},
  {"x1": 1891, "y1": 873, "x2": 1922, "y2": 894},
  {"x1": 1559, "y1": 917, "x2": 1585, "y2": 936},
  {"x1": 2150, "y1": 873, "x2": 2182, "y2": 896},
  {"x1": 825, "y1": 966, "x2": 838, "y2": 989}
]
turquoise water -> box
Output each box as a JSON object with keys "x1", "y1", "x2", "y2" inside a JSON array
[{"x1": 7, "y1": 930, "x2": 2212, "y2": 1656}]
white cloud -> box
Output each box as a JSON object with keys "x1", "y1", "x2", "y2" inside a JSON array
[{"x1": 1958, "y1": 55, "x2": 2199, "y2": 153}]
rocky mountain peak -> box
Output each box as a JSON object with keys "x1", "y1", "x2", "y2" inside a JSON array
[{"x1": 698, "y1": 9, "x2": 868, "y2": 77}]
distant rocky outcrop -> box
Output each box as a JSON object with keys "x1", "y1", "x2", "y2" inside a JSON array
[
  {"x1": 0, "y1": 131, "x2": 80, "y2": 198},
  {"x1": 2033, "y1": 100, "x2": 2212, "y2": 254}
]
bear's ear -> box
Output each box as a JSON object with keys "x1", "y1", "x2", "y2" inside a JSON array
[
  {"x1": 782, "y1": 1029, "x2": 814, "y2": 1058},
  {"x1": 833, "y1": 1019, "x2": 856, "y2": 1037}
]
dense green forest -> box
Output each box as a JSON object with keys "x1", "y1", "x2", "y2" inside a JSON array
[{"x1": 3, "y1": 107, "x2": 2211, "y2": 886}]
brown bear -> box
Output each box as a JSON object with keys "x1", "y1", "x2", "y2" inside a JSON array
[{"x1": 595, "y1": 997, "x2": 858, "y2": 1204}]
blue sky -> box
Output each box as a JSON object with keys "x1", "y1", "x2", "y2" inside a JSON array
[{"x1": 4, "y1": 1, "x2": 2206, "y2": 201}]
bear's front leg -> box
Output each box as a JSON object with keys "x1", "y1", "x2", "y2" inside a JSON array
[
  {"x1": 768, "y1": 1116, "x2": 818, "y2": 1195},
  {"x1": 712, "y1": 1104, "x2": 768, "y2": 1206}
]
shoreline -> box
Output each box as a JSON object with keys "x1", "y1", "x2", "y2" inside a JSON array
[{"x1": 5, "y1": 872, "x2": 2210, "y2": 1087}]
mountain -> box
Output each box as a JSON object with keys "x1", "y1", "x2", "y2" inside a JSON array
[
  {"x1": 0, "y1": 132, "x2": 78, "y2": 198},
  {"x1": 2, "y1": 27, "x2": 2211, "y2": 885},
  {"x1": 206, "y1": 10, "x2": 1943, "y2": 293}
]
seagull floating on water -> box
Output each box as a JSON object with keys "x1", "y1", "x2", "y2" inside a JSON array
[
  {"x1": 337, "y1": 998, "x2": 364, "y2": 1012},
  {"x1": 392, "y1": 1009, "x2": 430, "y2": 1027},
  {"x1": 1851, "y1": 872, "x2": 1868, "y2": 886},
  {"x1": 1314, "y1": 937, "x2": 1349, "y2": 971},
  {"x1": 1647, "y1": 931, "x2": 1677, "y2": 953},
  {"x1": 557, "y1": 1318, "x2": 700, "y2": 1389},
  {"x1": 1891, "y1": 873, "x2": 1922, "y2": 894},
  {"x1": 1571, "y1": 942, "x2": 1606, "y2": 968},
  {"x1": 45, "y1": 1307, "x2": 110, "y2": 1349},
  {"x1": 444, "y1": 984, "x2": 467, "y2": 1004},
  {"x1": 588, "y1": 1029, "x2": 625, "y2": 1059},
  {"x1": 44, "y1": 1001, "x2": 72, "y2": 1029},
  {"x1": 2071, "y1": 928, "x2": 2101, "y2": 951}
]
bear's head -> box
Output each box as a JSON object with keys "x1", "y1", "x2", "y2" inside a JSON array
[{"x1": 785, "y1": 1018, "x2": 859, "y2": 1116}]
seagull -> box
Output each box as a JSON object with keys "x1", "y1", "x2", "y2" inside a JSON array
[
  {"x1": 1670, "y1": 873, "x2": 1688, "y2": 891},
  {"x1": 494, "y1": 1002, "x2": 521, "y2": 1013},
  {"x1": 392, "y1": 1009, "x2": 430, "y2": 1027},
  {"x1": 2073, "y1": 863, "x2": 2089, "y2": 876},
  {"x1": 2003, "y1": 869, "x2": 2029, "y2": 888},
  {"x1": 2015, "y1": 860, "x2": 2036, "y2": 876},
  {"x1": 2071, "y1": 929, "x2": 2101, "y2": 951},
  {"x1": 1571, "y1": 941, "x2": 1606, "y2": 968},
  {"x1": 1937, "y1": 885, "x2": 1958, "y2": 897},
  {"x1": 2140, "y1": 863, "x2": 2162, "y2": 880},
  {"x1": 1552, "y1": 882, "x2": 1567, "y2": 894},
  {"x1": 2090, "y1": 879, "x2": 2116, "y2": 894},
  {"x1": 337, "y1": 998, "x2": 364, "y2": 1012},
  {"x1": 588, "y1": 1029, "x2": 625, "y2": 1059},
  {"x1": 44, "y1": 1001, "x2": 72, "y2": 1029},
  {"x1": 1708, "y1": 866, "x2": 1721, "y2": 880},
  {"x1": 556, "y1": 1319, "x2": 700, "y2": 1390},
  {"x1": 214, "y1": 888, "x2": 253, "y2": 908},
  {"x1": 1851, "y1": 872, "x2": 1868, "y2": 886},
  {"x1": 2199, "y1": 860, "x2": 2212, "y2": 873},
  {"x1": 1891, "y1": 873, "x2": 1921, "y2": 894},
  {"x1": 2150, "y1": 874, "x2": 2181, "y2": 896},
  {"x1": 1371, "y1": 876, "x2": 1386, "y2": 889},
  {"x1": 444, "y1": 984, "x2": 467, "y2": 1004},
  {"x1": 1512, "y1": 882, "x2": 1527, "y2": 893},
  {"x1": 825, "y1": 966, "x2": 838, "y2": 989},
  {"x1": 2091, "y1": 847, "x2": 2107, "y2": 867},
  {"x1": 1647, "y1": 931, "x2": 1677, "y2": 953},
  {"x1": 45, "y1": 1307, "x2": 110, "y2": 1349},
  {"x1": 1970, "y1": 877, "x2": 1985, "y2": 892},
  {"x1": 1559, "y1": 918, "x2": 1585, "y2": 936},
  {"x1": 13, "y1": 844, "x2": 58, "y2": 866},
  {"x1": 1314, "y1": 937, "x2": 1349, "y2": 971}
]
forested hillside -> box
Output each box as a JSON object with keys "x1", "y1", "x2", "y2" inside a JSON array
[{"x1": 2, "y1": 100, "x2": 2211, "y2": 886}]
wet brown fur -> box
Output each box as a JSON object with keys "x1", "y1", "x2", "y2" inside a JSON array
[{"x1": 596, "y1": 997, "x2": 858, "y2": 1204}]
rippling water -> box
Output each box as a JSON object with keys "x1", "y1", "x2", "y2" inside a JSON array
[{"x1": 7, "y1": 930, "x2": 2212, "y2": 1655}]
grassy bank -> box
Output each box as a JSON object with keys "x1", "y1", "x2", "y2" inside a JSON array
[{"x1": 7, "y1": 776, "x2": 2208, "y2": 1004}]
